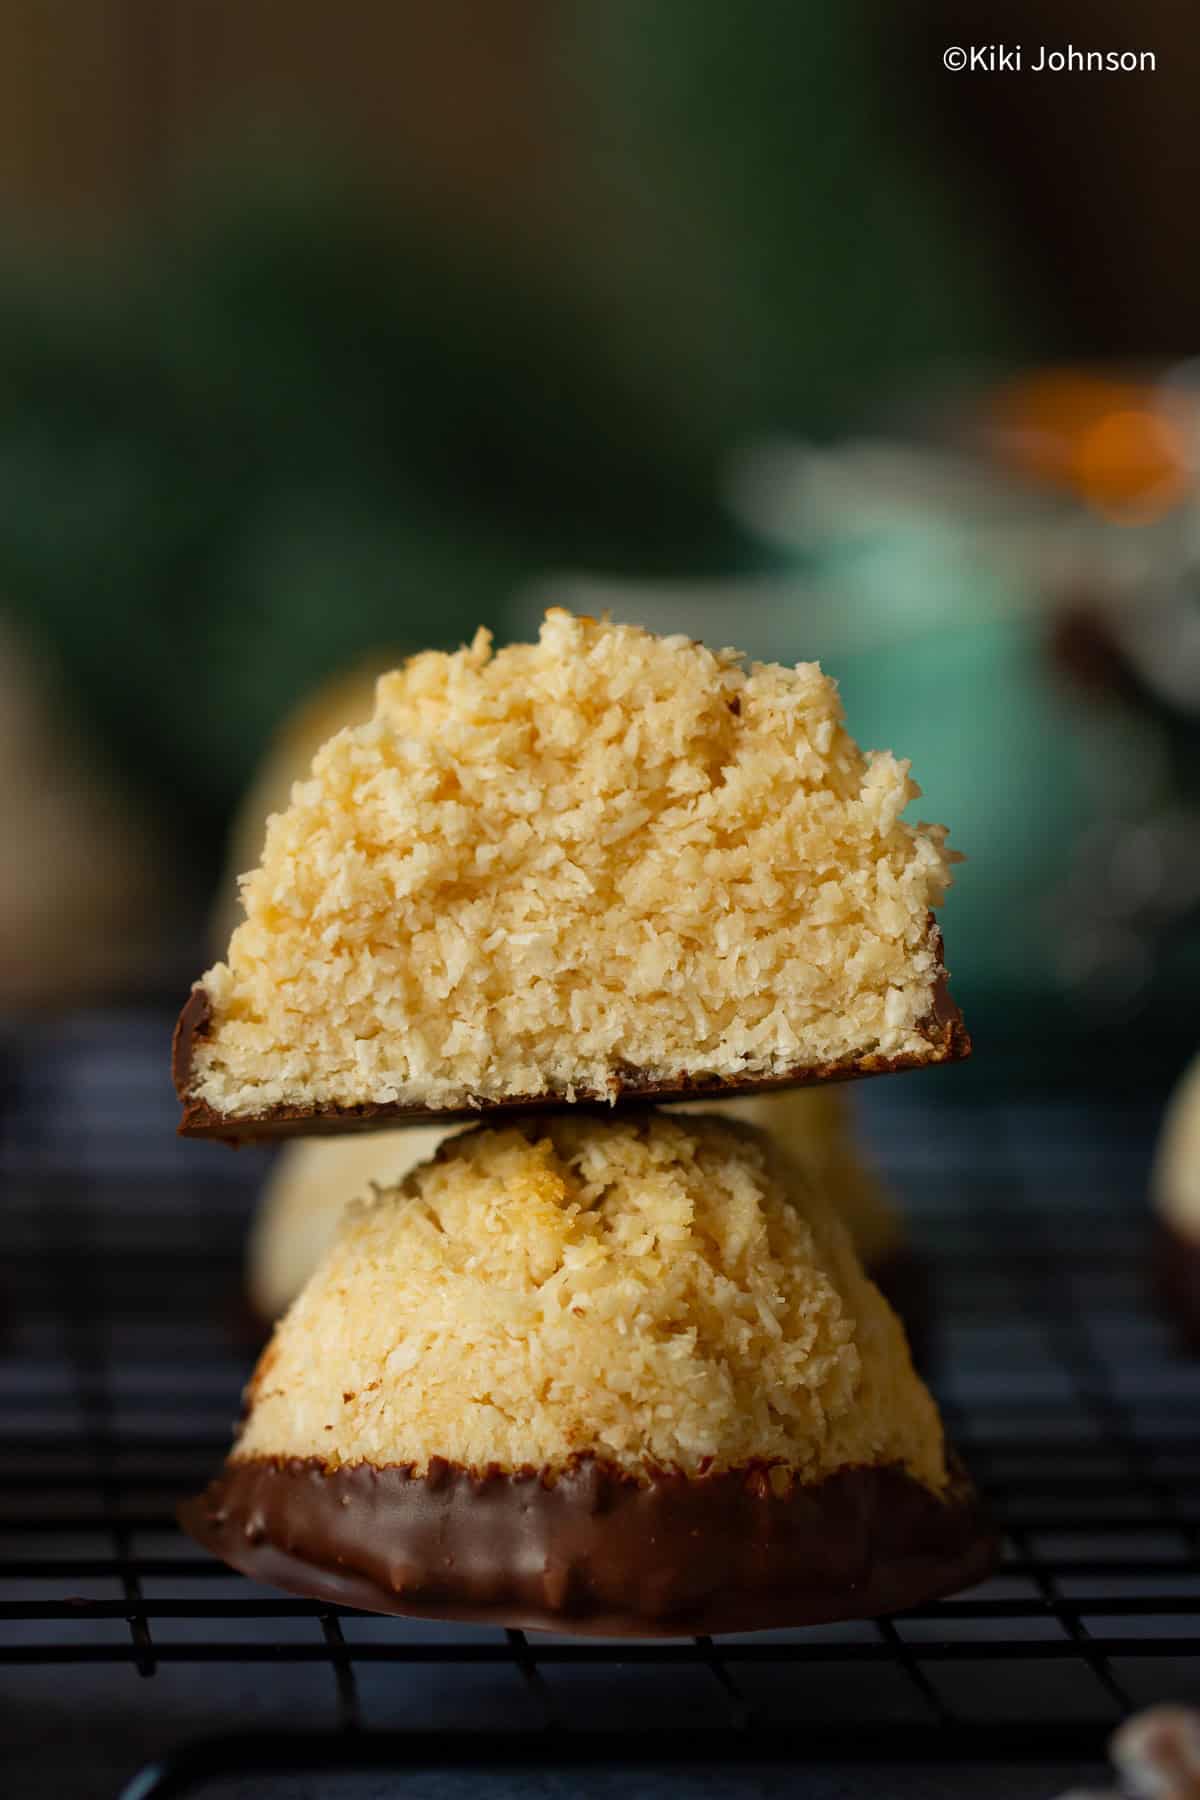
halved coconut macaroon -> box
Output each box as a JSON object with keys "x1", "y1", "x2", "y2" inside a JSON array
[
  {"x1": 174, "y1": 610, "x2": 968, "y2": 1141},
  {"x1": 182, "y1": 1111, "x2": 994, "y2": 1635}
]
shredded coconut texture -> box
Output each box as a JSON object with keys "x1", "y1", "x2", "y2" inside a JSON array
[
  {"x1": 685, "y1": 1089, "x2": 902, "y2": 1264},
  {"x1": 192, "y1": 609, "x2": 957, "y2": 1116},
  {"x1": 248, "y1": 1089, "x2": 898, "y2": 1322},
  {"x1": 236, "y1": 1112, "x2": 947, "y2": 1489}
]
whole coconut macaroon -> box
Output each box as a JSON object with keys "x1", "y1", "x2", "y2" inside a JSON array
[
  {"x1": 246, "y1": 1125, "x2": 461, "y2": 1327},
  {"x1": 184, "y1": 1109, "x2": 994, "y2": 1636},
  {"x1": 245, "y1": 1090, "x2": 931, "y2": 1363},
  {"x1": 679, "y1": 1084, "x2": 933, "y2": 1364}
]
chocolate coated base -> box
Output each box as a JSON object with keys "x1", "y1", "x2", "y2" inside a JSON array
[
  {"x1": 173, "y1": 973, "x2": 970, "y2": 1144},
  {"x1": 1154, "y1": 1217, "x2": 1200, "y2": 1352},
  {"x1": 180, "y1": 1453, "x2": 996, "y2": 1638}
]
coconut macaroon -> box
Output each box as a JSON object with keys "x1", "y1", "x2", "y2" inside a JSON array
[
  {"x1": 245, "y1": 1090, "x2": 929, "y2": 1360},
  {"x1": 246, "y1": 1125, "x2": 460, "y2": 1323},
  {"x1": 682, "y1": 1087, "x2": 903, "y2": 1271},
  {"x1": 1152, "y1": 1052, "x2": 1200, "y2": 1348},
  {"x1": 680, "y1": 1086, "x2": 931, "y2": 1360},
  {"x1": 174, "y1": 610, "x2": 968, "y2": 1140},
  {"x1": 182, "y1": 1111, "x2": 993, "y2": 1635},
  {"x1": 211, "y1": 661, "x2": 388, "y2": 958}
]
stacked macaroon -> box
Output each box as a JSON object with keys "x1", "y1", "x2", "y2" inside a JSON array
[
  {"x1": 246, "y1": 1089, "x2": 933, "y2": 1360},
  {"x1": 176, "y1": 609, "x2": 991, "y2": 1635}
]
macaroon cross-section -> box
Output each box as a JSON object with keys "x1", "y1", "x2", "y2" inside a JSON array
[{"x1": 174, "y1": 610, "x2": 968, "y2": 1141}]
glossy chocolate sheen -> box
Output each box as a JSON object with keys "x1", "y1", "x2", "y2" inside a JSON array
[
  {"x1": 1154, "y1": 1217, "x2": 1200, "y2": 1352},
  {"x1": 173, "y1": 939, "x2": 970, "y2": 1143},
  {"x1": 179, "y1": 1453, "x2": 996, "y2": 1637}
]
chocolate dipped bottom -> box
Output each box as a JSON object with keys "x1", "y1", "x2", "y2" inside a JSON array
[
  {"x1": 188, "y1": 1114, "x2": 983, "y2": 1634},
  {"x1": 180, "y1": 1453, "x2": 996, "y2": 1638}
]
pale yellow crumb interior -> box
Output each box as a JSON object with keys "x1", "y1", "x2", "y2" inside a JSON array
[
  {"x1": 190, "y1": 610, "x2": 956, "y2": 1117},
  {"x1": 212, "y1": 661, "x2": 388, "y2": 956},
  {"x1": 236, "y1": 1111, "x2": 947, "y2": 1490}
]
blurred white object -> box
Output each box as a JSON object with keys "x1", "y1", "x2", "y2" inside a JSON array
[
  {"x1": 1055, "y1": 1705, "x2": 1200, "y2": 1799},
  {"x1": 1112, "y1": 1706, "x2": 1200, "y2": 1798}
]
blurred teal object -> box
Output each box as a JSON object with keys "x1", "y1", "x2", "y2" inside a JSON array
[
  {"x1": 783, "y1": 489, "x2": 1084, "y2": 994},
  {"x1": 837, "y1": 614, "x2": 1085, "y2": 994},
  {"x1": 517, "y1": 439, "x2": 1165, "y2": 1022},
  {"x1": 733, "y1": 444, "x2": 1172, "y2": 1016}
]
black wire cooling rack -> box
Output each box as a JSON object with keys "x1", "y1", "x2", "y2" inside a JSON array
[{"x1": 2, "y1": 1012, "x2": 1199, "y2": 1799}]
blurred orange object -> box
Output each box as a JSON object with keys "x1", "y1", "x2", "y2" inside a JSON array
[{"x1": 987, "y1": 369, "x2": 1191, "y2": 523}]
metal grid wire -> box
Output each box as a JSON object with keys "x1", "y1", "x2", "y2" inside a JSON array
[{"x1": 3, "y1": 1012, "x2": 1200, "y2": 1797}]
